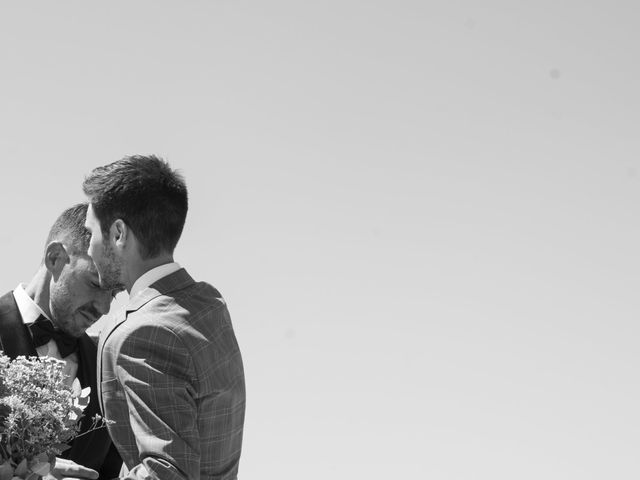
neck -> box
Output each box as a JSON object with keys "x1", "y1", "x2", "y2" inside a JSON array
[
  {"x1": 24, "y1": 267, "x2": 53, "y2": 319},
  {"x1": 124, "y1": 253, "x2": 175, "y2": 293}
]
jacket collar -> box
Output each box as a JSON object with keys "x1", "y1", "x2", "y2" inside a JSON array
[{"x1": 125, "y1": 268, "x2": 195, "y2": 316}]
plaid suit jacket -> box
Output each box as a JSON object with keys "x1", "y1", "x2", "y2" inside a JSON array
[{"x1": 98, "y1": 269, "x2": 245, "y2": 480}]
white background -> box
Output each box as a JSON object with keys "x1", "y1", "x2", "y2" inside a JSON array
[{"x1": 1, "y1": 1, "x2": 639, "y2": 478}]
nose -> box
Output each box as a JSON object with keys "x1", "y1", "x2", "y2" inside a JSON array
[{"x1": 94, "y1": 290, "x2": 113, "y2": 317}]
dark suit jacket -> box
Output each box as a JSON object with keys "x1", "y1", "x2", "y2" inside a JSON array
[{"x1": 0, "y1": 291, "x2": 122, "y2": 479}]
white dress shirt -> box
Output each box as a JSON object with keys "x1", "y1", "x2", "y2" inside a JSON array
[{"x1": 13, "y1": 284, "x2": 79, "y2": 388}]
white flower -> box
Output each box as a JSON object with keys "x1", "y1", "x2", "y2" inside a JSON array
[{"x1": 69, "y1": 381, "x2": 91, "y2": 421}]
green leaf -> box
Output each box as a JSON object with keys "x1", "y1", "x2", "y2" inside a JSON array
[
  {"x1": 13, "y1": 459, "x2": 27, "y2": 477},
  {"x1": 52, "y1": 443, "x2": 70, "y2": 453},
  {"x1": 0, "y1": 461, "x2": 13, "y2": 480},
  {"x1": 30, "y1": 461, "x2": 50, "y2": 476}
]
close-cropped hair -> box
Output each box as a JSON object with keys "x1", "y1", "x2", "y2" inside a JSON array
[
  {"x1": 82, "y1": 155, "x2": 188, "y2": 259},
  {"x1": 45, "y1": 203, "x2": 91, "y2": 258}
]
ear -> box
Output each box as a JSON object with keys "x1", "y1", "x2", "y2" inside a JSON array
[
  {"x1": 44, "y1": 242, "x2": 70, "y2": 279},
  {"x1": 111, "y1": 219, "x2": 129, "y2": 250}
]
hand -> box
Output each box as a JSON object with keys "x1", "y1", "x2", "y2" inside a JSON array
[{"x1": 42, "y1": 457, "x2": 99, "y2": 480}]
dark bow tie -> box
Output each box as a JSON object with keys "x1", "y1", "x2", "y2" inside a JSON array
[{"x1": 28, "y1": 316, "x2": 79, "y2": 358}]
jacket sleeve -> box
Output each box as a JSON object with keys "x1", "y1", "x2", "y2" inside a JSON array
[{"x1": 116, "y1": 323, "x2": 199, "y2": 480}]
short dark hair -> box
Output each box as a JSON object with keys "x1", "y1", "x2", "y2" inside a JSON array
[
  {"x1": 82, "y1": 155, "x2": 188, "y2": 259},
  {"x1": 45, "y1": 203, "x2": 91, "y2": 257}
]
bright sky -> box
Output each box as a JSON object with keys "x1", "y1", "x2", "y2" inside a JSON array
[{"x1": 1, "y1": 1, "x2": 640, "y2": 478}]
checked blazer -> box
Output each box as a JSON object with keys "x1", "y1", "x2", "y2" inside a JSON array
[
  {"x1": 98, "y1": 268, "x2": 246, "y2": 480},
  {"x1": 0, "y1": 291, "x2": 122, "y2": 479}
]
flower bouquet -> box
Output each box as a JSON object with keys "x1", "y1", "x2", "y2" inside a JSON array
[{"x1": 0, "y1": 352, "x2": 85, "y2": 480}]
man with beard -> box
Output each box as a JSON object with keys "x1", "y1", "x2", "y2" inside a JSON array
[
  {"x1": 83, "y1": 155, "x2": 245, "y2": 480},
  {"x1": 0, "y1": 203, "x2": 122, "y2": 479}
]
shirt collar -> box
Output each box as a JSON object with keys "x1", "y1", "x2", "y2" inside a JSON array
[
  {"x1": 129, "y1": 262, "x2": 181, "y2": 302},
  {"x1": 13, "y1": 284, "x2": 51, "y2": 325}
]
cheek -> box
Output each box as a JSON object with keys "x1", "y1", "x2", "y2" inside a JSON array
[{"x1": 50, "y1": 280, "x2": 71, "y2": 312}]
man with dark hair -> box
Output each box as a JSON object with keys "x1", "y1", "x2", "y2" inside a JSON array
[
  {"x1": 0, "y1": 203, "x2": 122, "y2": 479},
  {"x1": 83, "y1": 155, "x2": 245, "y2": 480}
]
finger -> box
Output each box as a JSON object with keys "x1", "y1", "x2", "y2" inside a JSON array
[
  {"x1": 61, "y1": 477, "x2": 99, "y2": 480},
  {"x1": 64, "y1": 466, "x2": 99, "y2": 480},
  {"x1": 55, "y1": 463, "x2": 99, "y2": 479}
]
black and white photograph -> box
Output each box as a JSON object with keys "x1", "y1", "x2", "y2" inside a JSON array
[{"x1": 0, "y1": 1, "x2": 639, "y2": 479}]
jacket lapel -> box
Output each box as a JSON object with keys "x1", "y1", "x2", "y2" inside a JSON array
[
  {"x1": 96, "y1": 312, "x2": 126, "y2": 415},
  {"x1": 76, "y1": 335, "x2": 97, "y2": 389}
]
